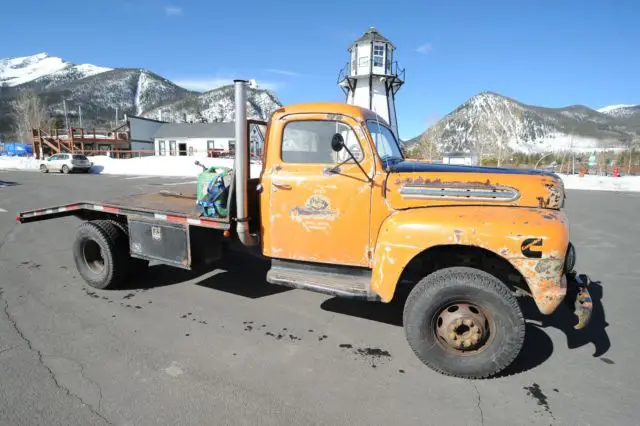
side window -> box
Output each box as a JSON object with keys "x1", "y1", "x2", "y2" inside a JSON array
[
  {"x1": 169, "y1": 140, "x2": 176, "y2": 156},
  {"x1": 373, "y1": 44, "x2": 384, "y2": 67},
  {"x1": 207, "y1": 140, "x2": 215, "y2": 150},
  {"x1": 281, "y1": 120, "x2": 363, "y2": 164},
  {"x1": 48, "y1": 155, "x2": 58, "y2": 161},
  {"x1": 158, "y1": 140, "x2": 166, "y2": 156}
]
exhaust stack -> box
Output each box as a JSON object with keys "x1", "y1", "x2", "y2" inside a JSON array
[{"x1": 234, "y1": 80, "x2": 258, "y2": 247}]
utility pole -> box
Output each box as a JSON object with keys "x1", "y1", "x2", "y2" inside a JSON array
[
  {"x1": 78, "y1": 105, "x2": 83, "y2": 129},
  {"x1": 63, "y1": 99, "x2": 69, "y2": 131},
  {"x1": 115, "y1": 107, "x2": 119, "y2": 126},
  {"x1": 570, "y1": 136, "x2": 575, "y2": 175}
]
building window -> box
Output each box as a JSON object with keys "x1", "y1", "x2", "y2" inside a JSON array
[
  {"x1": 281, "y1": 120, "x2": 363, "y2": 164},
  {"x1": 188, "y1": 146, "x2": 194, "y2": 156},
  {"x1": 228, "y1": 139, "x2": 235, "y2": 152},
  {"x1": 169, "y1": 140, "x2": 176, "y2": 156},
  {"x1": 207, "y1": 140, "x2": 215, "y2": 150},
  {"x1": 373, "y1": 44, "x2": 384, "y2": 67},
  {"x1": 358, "y1": 56, "x2": 369, "y2": 68},
  {"x1": 159, "y1": 140, "x2": 166, "y2": 156}
]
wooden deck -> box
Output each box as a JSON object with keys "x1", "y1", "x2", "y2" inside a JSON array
[
  {"x1": 32, "y1": 126, "x2": 132, "y2": 159},
  {"x1": 103, "y1": 191, "x2": 200, "y2": 217}
]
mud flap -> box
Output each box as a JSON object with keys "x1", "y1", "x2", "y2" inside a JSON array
[{"x1": 565, "y1": 272, "x2": 593, "y2": 330}]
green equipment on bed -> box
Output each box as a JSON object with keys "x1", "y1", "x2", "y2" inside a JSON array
[{"x1": 194, "y1": 162, "x2": 233, "y2": 218}]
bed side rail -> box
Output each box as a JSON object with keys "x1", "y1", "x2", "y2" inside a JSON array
[{"x1": 17, "y1": 202, "x2": 231, "y2": 230}]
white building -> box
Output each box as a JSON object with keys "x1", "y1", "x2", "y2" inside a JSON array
[
  {"x1": 152, "y1": 121, "x2": 265, "y2": 159},
  {"x1": 338, "y1": 27, "x2": 405, "y2": 139},
  {"x1": 442, "y1": 152, "x2": 479, "y2": 166},
  {"x1": 153, "y1": 122, "x2": 236, "y2": 158}
]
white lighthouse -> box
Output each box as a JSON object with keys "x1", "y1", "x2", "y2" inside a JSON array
[{"x1": 338, "y1": 27, "x2": 405, "y2": 139}]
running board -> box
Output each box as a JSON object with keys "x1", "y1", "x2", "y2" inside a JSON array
[{"x1": 266, "y1": 259, "x2": 379, "y2": 301}]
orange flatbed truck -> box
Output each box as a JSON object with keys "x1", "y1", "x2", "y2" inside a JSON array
[{"x1": 18, "y1": 80, "x2": 592, "y2": 378}]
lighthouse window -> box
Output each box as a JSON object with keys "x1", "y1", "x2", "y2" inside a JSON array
[{"x1": 373, "y1": 45, "x2": 384, "y2": 67}]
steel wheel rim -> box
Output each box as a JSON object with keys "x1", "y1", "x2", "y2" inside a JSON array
[
  {"x1": 82, "y1": 239, "x2": 105, "y2": 274},
  {"x1": 432, "y1": 301, "x2": 496, "y2": 356}
]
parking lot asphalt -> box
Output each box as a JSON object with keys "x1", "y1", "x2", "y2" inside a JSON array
[{"x1": 0, "y1": 170, "x2": 638, "y2": 425}]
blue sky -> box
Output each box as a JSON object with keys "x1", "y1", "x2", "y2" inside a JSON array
[{"x1": 1, "y1": 0, "x2": 638, "y2": 139}]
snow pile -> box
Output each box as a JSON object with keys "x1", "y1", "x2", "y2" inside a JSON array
[
  {"x1": 89, "y1": 156, "x2": 263, "y2": 178},
  {"x1": 0, "y1": 155, "x2": 263, "y2": 178},
  {"x1": 559, "y1": 174, "x2": 640, "y2": 192},
  {"x1": 0, "y1": 156, "x2": 40, "y2": 170},
  {"x1": 4, "y1": 155, "x2": 640, "y2": 192}
]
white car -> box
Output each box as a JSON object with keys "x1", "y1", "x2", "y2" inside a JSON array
[{"x1": 40, "y1": 154, "x2": 93, "y2": 174}]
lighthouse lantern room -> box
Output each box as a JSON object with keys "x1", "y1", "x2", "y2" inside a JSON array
[{"x1": 338, "y1": 27, "x2": 405, "y2": 139}]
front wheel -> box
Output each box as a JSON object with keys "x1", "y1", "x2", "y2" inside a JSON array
[
  {"x1": 61, "y1": 165, "x2": 70, "y2": 174},
  {"x1": 40, "y1": 164, "x2": 48, "y2": 173},
  {"x1": 403, "y1": 266, "x2": 525, "y2": 379}
]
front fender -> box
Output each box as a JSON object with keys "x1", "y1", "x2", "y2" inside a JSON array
[{"x1": 371, "y1": 206, "x2": 570, "y2": 314}]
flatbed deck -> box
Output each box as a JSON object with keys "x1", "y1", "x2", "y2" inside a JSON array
[{"x1": 18, "y1": 190, "x2": 231, "y2": 230}]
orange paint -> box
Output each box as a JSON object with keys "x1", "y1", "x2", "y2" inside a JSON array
[{"x1": 258, "y1": 101, "x2": 571, "y2": 315}]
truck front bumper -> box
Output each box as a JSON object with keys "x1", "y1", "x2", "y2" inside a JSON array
[{"x1": 565, "y1": 271, "x2": 593, "y2": 330}]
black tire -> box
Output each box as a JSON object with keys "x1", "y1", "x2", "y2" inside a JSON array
[
  {"x1": 61, "y1": 165, "x2": 70, "y2": 174},
  {"x1": 72, "y1": 221, "x2": 128, "y2": 289},
  {"x1": 40, "y1": 164, "x2": 48, "y2": 173},
  {"x1": 403, "y1": 266, "x2": 525, "y2": 379},
  {"x1": 95, "y1": 219, "x2": 149, "y2": 271}
]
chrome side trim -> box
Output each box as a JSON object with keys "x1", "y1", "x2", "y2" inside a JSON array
[{"x1": 400, "y1": 184, "x2": 520, "y2": 202}]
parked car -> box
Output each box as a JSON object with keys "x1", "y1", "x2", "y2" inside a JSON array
[{"x1": 40, "y1": 154, "x2": 93, "y2": 174}]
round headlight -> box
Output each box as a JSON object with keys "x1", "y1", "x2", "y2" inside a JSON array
[{"x1": 565, "y1": 242, "x2": 576, "y2": 273}]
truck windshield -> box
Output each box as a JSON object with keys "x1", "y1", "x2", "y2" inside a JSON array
[{"x1": 366, "y1": 120, "x2": 404, "y2": 165}]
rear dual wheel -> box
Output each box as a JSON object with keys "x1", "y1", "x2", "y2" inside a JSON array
[
  {"x1": 72, "y1": 219, "x2": 148, "y2": 290},
  {"x1": 403, "y1": 267, "x2": 525, "y2": 379}
]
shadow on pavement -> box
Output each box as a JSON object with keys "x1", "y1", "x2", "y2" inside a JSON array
[
  {"x1": 121, "y1": 252, "x2": 291, "y2": 299},
  {"x1": 321, "y1": 276, "x2": 610, "y2": 375},
  {"x1": 493, "y1": 324, "x2": 553, "y2": 378},
  {"x1": 0, "y1": 180, "x2": 20, "y2": 187},
  {"x1": 195, "y1": 255, "x2": 291, "y2": 299},
  {"x1": 89, "y1": 165, "x2": 105, "y2": 174},
  {"x1": 320, "y1": 282, "x2": 411, "y2": 327},
  {"x1": 522, "y1": 278, "x2": 610, "y2": 358}
]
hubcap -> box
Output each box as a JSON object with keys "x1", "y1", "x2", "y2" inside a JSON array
[
  {"x1": 434, "y1": 302, "x2": 494, "y2": 354},
  {"x1": 83, "y1": 240, "x2": 105, "y2": 274}
]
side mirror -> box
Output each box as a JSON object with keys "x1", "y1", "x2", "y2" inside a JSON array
[{"x1": 331, "y1": 133, "x2": 344, "y2": 152}]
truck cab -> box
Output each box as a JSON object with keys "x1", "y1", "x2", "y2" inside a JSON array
[{"x1": 18, "y1": 80, "x2": 592, "y2": 379}]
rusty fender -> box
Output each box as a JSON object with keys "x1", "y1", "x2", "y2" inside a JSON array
[{"x1": 371, "y1": 206, "x2": 570, "y2": 314}]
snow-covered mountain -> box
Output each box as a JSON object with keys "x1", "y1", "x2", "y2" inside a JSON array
[
  {"x1": 0, "y1": 52, "x2": 283, "y2": 136},
  {"x1": 408, "y1": 92, "x2": 639, "y2": 155},
  {"x1": 0, "y1": 53, "x2": 111, "y2": 88},
  {"x1": 597, "y1": 104, "x2": 640, "y2": 120},
  {"x1": 142, "y1": 84, "x2": 282, "y2": 123},
  {"x1": 44, "y1": 68, "x2": 193, "y2": 116}
]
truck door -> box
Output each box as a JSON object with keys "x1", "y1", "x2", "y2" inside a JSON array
[{"x1": 263, "y1": 116, "x2": 374, "y2": 267}]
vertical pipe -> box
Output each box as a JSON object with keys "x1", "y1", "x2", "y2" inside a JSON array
[
  {"x1": 234, "y1": 80, "x2": 258, "y2": 246},
  {"x1": 63, "y1": 100, "x2": 69, "y2": 132}
]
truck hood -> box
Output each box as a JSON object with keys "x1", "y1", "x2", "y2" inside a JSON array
[{"x1": 385, "y1": 161, "x2": 565, "y2": 210}]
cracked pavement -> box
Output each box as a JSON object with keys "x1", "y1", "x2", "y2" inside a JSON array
[{"x1": 1, "y1": 171, "x2": 639, "y2": 425}]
